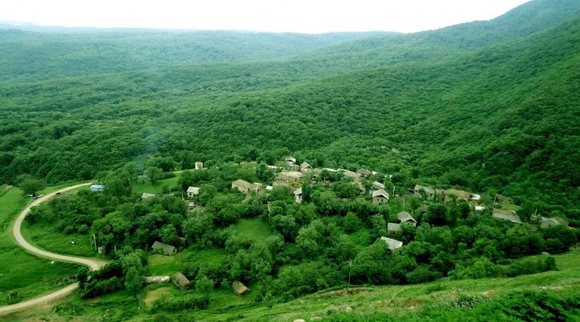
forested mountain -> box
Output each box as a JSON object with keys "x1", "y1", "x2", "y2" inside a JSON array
[
  {"x1": 0, "y1": 28, "x2": 384, "y2": 81},
  {"x1": 0, "y1": 0, "x2": 578, "y2": 210}
]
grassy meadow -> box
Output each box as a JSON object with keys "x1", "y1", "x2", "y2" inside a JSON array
[
  {"x1": 133, "y1": 176, "x2": 182, "y2": 195},
  {"x1": 4, "y1": 248, "x2": 578, "y2": 321},
  {"x1": 232, "y1": 218, "x2": 274, "y2": 241}
]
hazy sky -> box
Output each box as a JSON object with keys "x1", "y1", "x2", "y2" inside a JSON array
[{"x1": 1, "y1": 0, "x2": 531, "y2": 33}]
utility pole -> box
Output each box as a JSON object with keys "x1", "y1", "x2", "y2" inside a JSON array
[
  {"x1": 92, "y1": 233, "x2": 97, "y2": 250},
  {"x1": 347, "y1": 260, "x2": 353, "y2": 292}
]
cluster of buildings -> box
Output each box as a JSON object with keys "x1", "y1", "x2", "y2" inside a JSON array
[{"x1": 136, "y1": 157, "x2": 570, "y2": 262}]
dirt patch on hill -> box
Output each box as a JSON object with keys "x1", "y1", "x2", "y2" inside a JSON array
[
  {"x1": 144, "y1": 286, "x2": 173, "y2": 307},
  {"x1": 315, "y1": 287, "x2": 374, "y2": 299}
]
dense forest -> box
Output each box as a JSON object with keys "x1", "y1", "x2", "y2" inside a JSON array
[{"x1": 1, "y1": 0, "x2": 579, "y2": 214}]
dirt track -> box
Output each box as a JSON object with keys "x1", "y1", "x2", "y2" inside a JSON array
[{"x1": 0, "y1": 183, "x2": 109, "y2": 316}]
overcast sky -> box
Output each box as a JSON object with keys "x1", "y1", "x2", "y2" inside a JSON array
[{"x1": 1, "y1": 0, "x2": 531, "y2": 34}]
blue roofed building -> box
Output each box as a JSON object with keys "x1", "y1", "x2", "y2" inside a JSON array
[{"x1": 90, "y1": 184, "x2": 105, "y2": 192}]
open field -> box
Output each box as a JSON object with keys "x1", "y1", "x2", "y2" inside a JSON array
[
  {"x1": 232, "y1": 218, "x2": 273, "y2": 241},
  {"x1": 133, "y1": 176, "x2": 182, "y2": 195},
  {"x1": 147, "y1": 248, "x2": 227, "y2": 276},
  {"x1": 20, "y1": 222, "x2": 96, "y2": 257},
  {"x1": 0, "y1": 187, "x2": 80, "y2": 306}
]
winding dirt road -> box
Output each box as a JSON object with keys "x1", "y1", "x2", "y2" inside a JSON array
[{"x1": 0, "y1": 182, "x2": 109, "y2": 317}]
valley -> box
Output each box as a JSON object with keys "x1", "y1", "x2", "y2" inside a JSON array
[{"x1": 0, "y1": 0, "x2": 578, "y2": 320}]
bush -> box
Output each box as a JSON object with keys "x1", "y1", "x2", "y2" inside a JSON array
[
  {"x1": 450, "y1": 257, "x2": 502, "y2": 280},
  {"x1": 505, "y1": 256, "x2": 556, "y2": 277},
  {"x1": 490, "y1": 291, "x2": 578, "y2": 321},
  {"x1": 81, "y1": 276, "x2": 124, "y2": 299},
  {"x1": 150, "y1": 294, "x2": 209, "y2": 313},
  {"x1": 405, "y1": 265, "x2": 443, "y2": 284}
]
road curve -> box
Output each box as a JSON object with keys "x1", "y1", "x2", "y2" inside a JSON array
[{"x1": 0, "y1": 182, "x2": 109, "y2": 317}]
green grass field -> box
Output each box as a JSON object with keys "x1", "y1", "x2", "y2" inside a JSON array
[
  {"x1": 192, "y1": 250, "x2": 580, "y2": 322},
  {"x1": 6, "y1": 246, "x2": 579, "y2": 321},
  {"x1": 0, "y1": 187, "x2": 80, "y2": 305},
  {"x1": 133, "y1": 176, "x2": 182, "y2": 195},
  {"x1": 147, "y1": 248, "x2": 227, "y2": 276},
  {"x1": 20, "y1": 221, "x2": 96, "y2": 257},
  {"x1": 232, "y1": 218, "x2": 273, "y2": 241}
]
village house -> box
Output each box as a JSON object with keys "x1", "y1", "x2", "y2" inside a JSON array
[
  {"x1": 172, "y1": 272, "x2": 190, "y2": 290},
  {"x1": 492, "y1": 209, "x2": 522, "y2": 224},
  {"x1": 469, "y1": 193, "x2": 481, "y2": 201},
  {"x1": 187, "y1": 186, "x2": 200, "y2": 199},
  {"x1": 396, "y1": 211, "x2": 417, "y2": 226},
  {"x1": 285, "y1": 156, "x2": 299, "y2": 170},
  {"x1": 194, "y1": 161, "x2": 204, "y2": 170},
  {"x1": 388, "y1": 211, "x2": 417, "y2": 234},
  {"x1": 372, "y1": 189, "x2": 389, "y2": 205},
  {"x1": 145, "y1": 276, "x2": 170, "y2": 284},
  {"x1": 151, "y1": 241, "x2": 177, "y2": 255},
  {"x1": 232, "y1": 179, "x2": 259, "y2": 194},
  {"x1": 380, "y1": 236, "x2": 403, "y2": 251},
  {"x1": 540, "y1": 216, "x2": 568, "y2": 229},
  {"x1": 294, "y1": 187, "x2": 303, "y2": 204},
  {"x1": 90, "y1": 184, "x2": 105, "y2": 192},
  {"x1": 277, "y1": 170, "x2": 304, "y2": 184},
  {"x1": 285, "y1": 156, "x2": 297, "y2": 164},
  {"x1": 232, "y1": 280, "x2": 249, "y2": 295},
  {"x1": 475, "y1": 205, "x2": 486, "y2": 212},
  {"x1": 141, "y1": 192, "x2": 156, "y2": 200},
  {"x1": 300, "y1": 162, "x2": 312, "y2": 172},
  {"x1": 372, "y1": 181, "x2": 385, "y2": 190}
]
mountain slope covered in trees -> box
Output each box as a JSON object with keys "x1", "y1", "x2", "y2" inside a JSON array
[{"x1": 0, "y1": 0, "x2": 578, "y2": 210}]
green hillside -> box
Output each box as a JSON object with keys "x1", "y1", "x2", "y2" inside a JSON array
[
  {"x1": 1, "y1": 0, "x2": 578, "y2": 210},
  {"x1": 1, "y1": 1, "x2": 580, "y2": 319}
]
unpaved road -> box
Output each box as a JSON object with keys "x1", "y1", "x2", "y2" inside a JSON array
[{"x1": 0, "y1": 183, "x2": 109, "y2": 317}]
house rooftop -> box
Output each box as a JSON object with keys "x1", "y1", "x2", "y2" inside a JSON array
[
  {"x1": 232, "y1": 280, "x2": 249, "y2": 295},
  {"x1": 90, "y1": 184, "x2": 105, "y2": 191},
  {"x1": 372, "y1": 181, "x2": 385, "y2": 190},
  {"x1": 492, "y1": 209, "x2": 522, "y2": 224},
  {"x1": 151, "y1": 241, "x2": 176, "y2": 255},
  {"x1": 187, "y1": 186, "x2": 200, "y2": 194},
  {"x1": 172, "y1": 272, "x2": 190, "y2": 290},
  {"x1": 380, "y1": 236, "x2": 403, "y2": 250},
  {"x1": 232, "y1": 179, "x2": 254, "y2": 189},
  {"x1": 141, "y1": 192, "x2": 156, "y2": 200},
  {"x1": 372, "y1": 189, "x2": 390, "y2": 199},
  {"x1": 397, "y1": 211, "x2": 416, "y2": 223}
]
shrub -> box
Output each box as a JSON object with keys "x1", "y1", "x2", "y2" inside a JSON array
[
  {"x1": 150, "y1": 294, "x2": 209, "y2": 313},
  {"x1": 505, "y1": 256, "x2": 556, "y2": 277}
]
